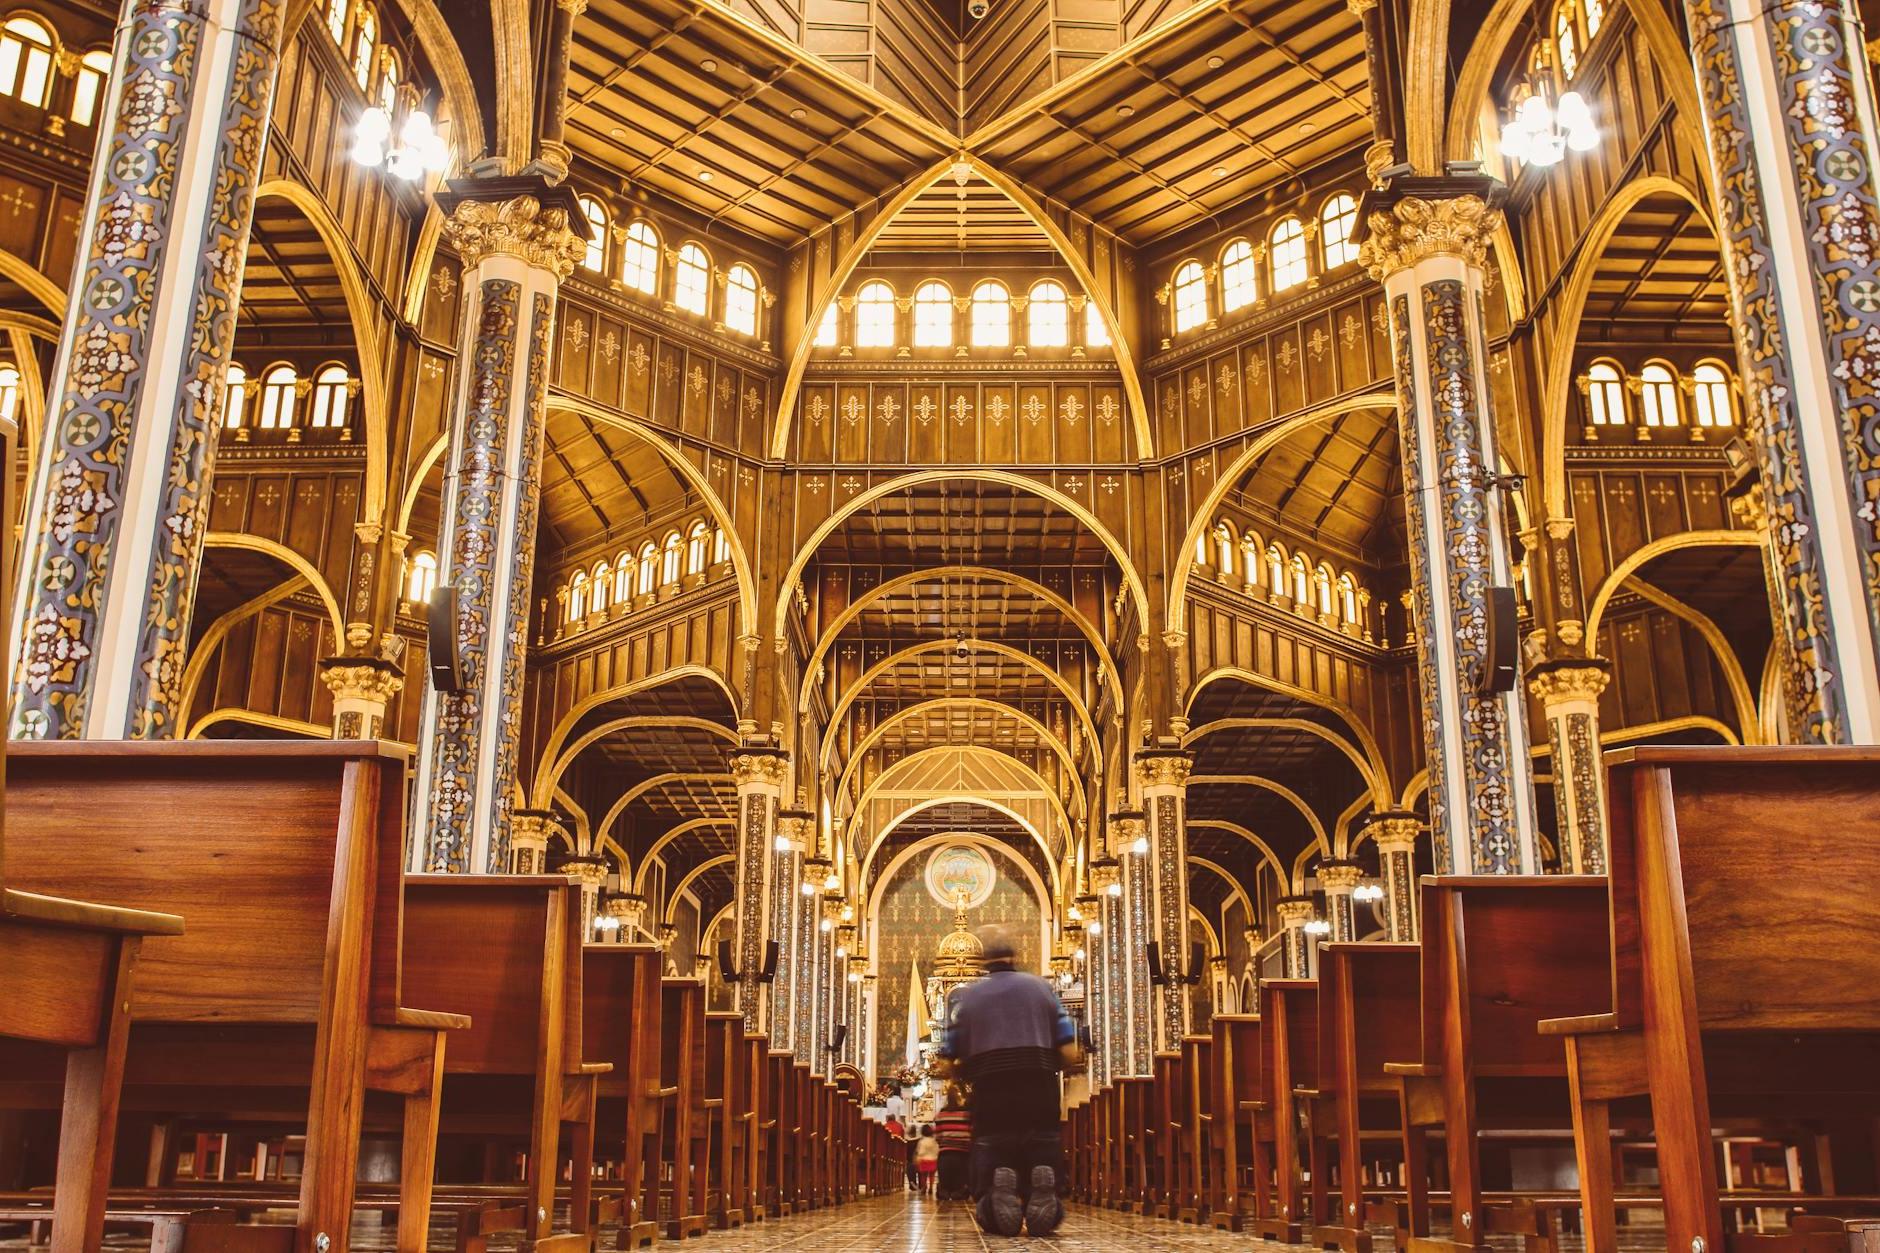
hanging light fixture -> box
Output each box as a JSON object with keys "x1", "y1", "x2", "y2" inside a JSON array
[
  {"x1": 352, "y1": 101, "x2": 450, "y2": 181},
  {"x1": 1498, "y1": 36, "x2": 1596, "y2": 167}
]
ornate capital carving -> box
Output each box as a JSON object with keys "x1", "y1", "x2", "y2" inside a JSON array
[
  {"x1": 1134, "y1": 750, "x2": 1194, "y2": 791},
  {"x1": 1108, "y1": 810, "x2": 1147, "y2": 848},
  {"x1": 443, "y1": 195, "x2": 587, "y2": 280},
  {"x1": 319, "y1": 657, "x2": 405, "y2": 706},
  {"x1": 1363, "y1": 139, "x2": 1394, "y2": 182},
  {"x1": 1361, "y1": 195, "x2": 1499, "y2": 280},
  {"x1": 1365, "y1": 811, "x2": 1421, "y2": 855},
  {"x1": 1527, "y1": 659, "x2": 1612, "y2": 704},
  {"x1": 776, "y1": 808, "x2": 815, "y2": 851},
  {"x1": 1275, "y1": 896, "x2": 1317, "y2": 927},
  {"x1": 562, "y1": 854, "x2": 610, "y2": 889},
  {"x1": 730, "y1": 748, "x2": 790, "y2": 790},
  {"x1": 1317, "y1": 860, "x2": 1364, "y2": 892}
]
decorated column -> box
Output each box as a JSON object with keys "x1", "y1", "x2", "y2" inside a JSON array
[
  {"x1": 9, "y1": 0, "x2": 286, "y2": 739},
  {"x1": 1276, "y1": 897, "x2": 1316, "y2": 979},
  {"x1": 413, "y1": 184, "x2": 585, "y2": 873},
  {"x1": 319, "y1": 656, "x2": 404, "y2": 740},
  {"x1": 1684, "y1": 0, "x2": 1880, "y2": 741},
  {"x1": 816, "y1": 891, "x2": 843, "y2": 1075},
  {"x1": 1113, "y1": 811, "x2": 1154, "y2": 1076},
  {"x1": 1088, "y1": 856, "x2": 1123, "y2": 1087},
  {"x1": 1136, "y1": 751, "x2": 1193, "y2": 1051},
  {"x1": 1318, "y1": 861, "x2": 1364, "y2": 943},
  {"x1": 727, "y1": 746, "x2": 787, "y2": 1032},
  {"x1": 563, "y1": 854, "x2": 609, "y2": 941},
  {"x1": 509, "y1": 808, "x2": 563, "y2": 875},
  {"x1": 1366, "y1": 812, "x2": 1422, "y2": 942},
  {"x1": 1362, "y1": 187, "x2": 1541, "y2": 876},
  {"x1": 794, "y1": 857, "x2": 820, "y2": 1065},
  {"x1": 1528, "y1": 659, "x2": 1613, "y2": 873},
  {"x1": 771, "y1": 809, "x2": 814, "y2": 1053}
]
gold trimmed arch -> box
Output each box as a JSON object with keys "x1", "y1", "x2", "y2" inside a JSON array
[
  {"x1": 1539, "y1": 175, "x2": 1717, "y2": 517},
  {"x1": 1186, "y1": 818, "x2": 1288, "y2": 883},
  {"x1": 859, "y1": 794, "x2": 1063, "y2": 899},
  {"x1": 546, "y1": 394, "x2": 758, "y2": 635},
  {"x1": 0, "y1": 246, "x2": 63, "y2": 313},
  {"x1": 840, "y1": 743, "x2": 1077, "y2": 869},
  {"x1": 1624, "y1": 578, "x2": 1760, "y2": 742},
  {"x1": 865, "y1": 831, "x2": 1055, "y2": 976},
  {"x1": 774, "y1": 471, "x2": 1150, "y2": 638},
  {"x1": 593, "y1": 772, "x2": 734, "y2": 846},
  {"x1": 770, "y1": 152, "x2": 1153, "y2": 459},
  {"x1": 396, "y1": 434, "x2": 449, "y2": 541},
  {"x1": 254, "y1": 180, "x2": 392, "y2": 531},
  {"x1": 1166, "y1": 389, "x2": 1397, "y2": 631},
  {"x1": 1183, "y1": 716, "x2": 1389, "y2": 806},
  {"x1": 187, "y1": 708, "x2": 328, "y2": 739},
  {"x1": 178, "y1": 572, "x2": 311, "y2": 719},
  {"x1": 832, "y1": 696, "x2": 1083, "y2": 810},
  {"x1": 633, "y1": 818, "x2": 738, "y2": 892},
  {"x1": 1188, "y1": 855, "x2": 1255, "y2": 923},
  {"x1": 532, "y1": 715, "x2": 740, "y2": 807},
  {"x1": 534, "y1": 665, "x2": 741, "y2": 781},
  {"x1": 1583, "y1": 529, "x2": 1761, "y2": 640},
  {"x1": 1187, "y1": 773, "x2": 1331, "y2": 855},
  {"x1": 1187, "y1": 666, "x2": 1394, "y2": 798},
  {"x1": 203, "y1": 532, "x2": 345, "y2": 640},
  {"x1": 665, "y1": 855, "x2": 736, "y2": 924}
]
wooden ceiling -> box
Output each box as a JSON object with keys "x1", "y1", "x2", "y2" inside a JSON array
[
  {"x1": 1578, "y1": 191, "x2": 1732, "y2": 340},
  {"x1": 540, "y1": 409, "x2": 702, "y2": 555},
  {"x1": 238, "y1": 199, "x2": 348, "y2": 333},
  {"x1": 1221, "y1": 405, "x2": 1401, "y2": 559},
  {"x1": 810, "y1": 480, "x2": 1116, "y2": 567},
  {"x1": 869, "y1": 165, "x2": 1052, "y2": 252}
]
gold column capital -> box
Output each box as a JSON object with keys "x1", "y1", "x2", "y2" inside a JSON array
[
  {"x1": 1527, "y1": 658, "x2": 1612, "y2": 704},
  {"x1": 1365, "y1": 812, "x2": 1422, "y2": 855},
  {"x1": 443, "y1": 194, "x2": 588, "y2": 280},
  {"x1": 1361, "y1": 195, "x2": 1500, "y2": 280},
  {"x1": 1134, "y1": 750, "x2": 1194, "y2": 791},
  {"x1": 1275, "y1": 896, "x2": 1317, "y2": 927},
  {"x1": 1317, "y1": 860, "x2": 1364, "y2": 892},
  {"x1": 319, "y1": 657, "x2": 405, "y2": 705},
  {"x1": 730, "y1": 747, "x2": 790, "y2": 790}
]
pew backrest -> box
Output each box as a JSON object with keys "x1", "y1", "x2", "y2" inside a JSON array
[
  {"x1": 1259, "y1": 979, "x2": 1319, "y2": 1091},
  {"x1": 1318, "y1": 943, "x2": 1420, "y2": 1090},
  {"x1": 7, "y1": 741, "x2": 407, "y2": 1023},
  {"x1": 1211, "y1": 1013, "x2": 1265, "y2": 1105},
  {"x1": 582, "y1": 943, "x2": 662, "y2": 1083},
  {"x1": 1606, "y1": 746, "x2": 1880, "y2": 1032}
]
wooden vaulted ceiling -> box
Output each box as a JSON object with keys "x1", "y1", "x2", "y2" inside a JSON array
[
  {"x1": 868, "y1": 165, "x2": 1053, "y2": 253},
  {"x1": 813, "y1": 480, "x2": 1115, "y2": 567},
  {"x1": 1579, "y1": 191, "x2": 1732, "y2": 341},
  {"x1": 1222, "y1": 404, "x2": 1402, "y2": 559},
  {"x1": 539, "y1": 410, "x2": 701, "y2": 554},
  {"x1": 238, "y1": 199, "x2": 348, "y2": 335},
  {"x1": 566, "y1": 0, "x2": 1368, "y2": 250}
]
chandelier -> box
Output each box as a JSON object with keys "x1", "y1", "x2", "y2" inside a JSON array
[
  {"x1": 1499, "y1": 35, "x2": 1596, "y2": 167},
  {"x1": 352, "y1": 103, "x2": 449, "y2": 181}
]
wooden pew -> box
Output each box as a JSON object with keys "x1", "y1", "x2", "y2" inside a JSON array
[
  {"x1": 1149, "y1": 1050, "x2": 1182, "y2": 1217},
  {"x1": 658, "y1": 979, "x2": 710, "y2": 1238},
  {"x1": 1208, "y1": 1012, "x2": 1267, "y2": 1230},
  {"x1": 2, "y1": 741, "x2": 463, "y2": 1253},
  {"x1": 1541, "y1": 746, "x2": 1880, "y2": 1253},
  {"x1": 736, "y1": 1033, "x2": 764, "y2": 1219},
  {"x1": 1183, "y1": 1033, "x2": 1213, "y2": 1223},
  {"x1": 761, "y1": 1052, "x2": 795, "y2": 1215},
  {"x1": 1314, "y1": 942, "x2": 1422, "y2": 1253},
  {"x1": 702, "y1": 1012, "x2": 745, "y2": 1228},
  {"x1": 1116, "y1": 1075, "x2": 1153, "y2": 1211},
  {"x1": 582, "y1": 942, "x2": 663, "y2": 1249},
  {"x1": 402, "y1": 875, "x2": 609, "y2": 1251},
  {"x1": 1254, "y1": 979, "x2": 1324, "y2": 1245},
  {"x1": 1388, "y1": 876, "x2": 1612, "y2": 1253}
]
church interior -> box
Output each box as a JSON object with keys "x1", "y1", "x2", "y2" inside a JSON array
[{"x1": 1, "y1": 0, "x2": 1879, "y2": 1247}]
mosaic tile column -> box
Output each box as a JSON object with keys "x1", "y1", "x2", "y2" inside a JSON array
[
  {"x1": 1363, "y1": 191, "x2": 1541, "y2": 875},
  {"x1": 413, "y1": 188, "x2": 584, "y2": 873},
  {"x1": 1276, "y1": 896, "x2": 1316, "y2": 979},
  {"x1": 1684, "y1": 0, "x2": 1880, "y2": 741},
  {"x1": 861, "y1": 973, "x2": 878, "y2": 1084},
  {"x1": 1366, "y1": 812, "x2": 1422, "y2": 942},
  {"x1": 8, "y1": 0, "x2": 285, "y2": 739},
  {"x1": 1528, "y1": 660, "x2": 1613, "y2": 874},
  {"x1": 318, "y1": 657, "x2": 403, "y2": 740},
  {"x1": 1318, "y1": 861, "x2": 1363, "y2": 942},
  {"x1": 1136, "y1": 751, "x2": 1193, "y2": 1052},
  {"x1": 1113, "y1": 809, "x2": 1154, "y2": 1077},
  {"x1": 771, "y1": 809, "x2": 814, "y2": 1054},
  {"x1": 726, "y1": 747, "x2": 786, "y2": 1033},
  {"x1": 1089, "y1": 856, "x2": 1123, "y2": 1088},
  {"x1": 794, "y1": 869, "x2": 818, "y2": 1066}
]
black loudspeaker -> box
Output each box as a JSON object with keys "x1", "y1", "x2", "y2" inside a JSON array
[
  {"x1": 1187, "y1": 942, "x2": 1206, "y2": 985},
  {"x1": 716, "y1": 939, "x2": 738, "y2": 979},
  {"x1": 1145, "y1": 941, "x2": 1165, "y2": 986},
  {"x1": 427, "y1": 587, "x2": 466, "y2": 693},
  {"x1": 759, "y1": 940, "x2": 779, "y2": 982},
  {"x1": 1478, "y1": 586, "x2": 1518, "y2": 694},
  {"x1": 827, "y1": 1023, "x2": 848, "y2": 1053}
]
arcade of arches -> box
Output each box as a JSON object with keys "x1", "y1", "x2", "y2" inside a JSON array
[{"x1": 2, "y1": 0, "x2": 1880, "y2": 1246}]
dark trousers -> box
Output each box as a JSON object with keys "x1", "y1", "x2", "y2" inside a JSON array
[
  {"x1": 968, "y1": 1128, "x2": 1063, "y2": 1200},
  {"x1": 938, "y1": 1149, "x2": 970, "y2": 1199}
]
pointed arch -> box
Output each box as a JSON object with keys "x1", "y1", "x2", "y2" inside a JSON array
[
  {"x1": 832, "y1": 697, "x2": 1083, "y2": 813},
  {"x1": 840, "y1": 744, "x2": 1078, "y2": 869},
  {"x1": 1185, "y1": 818, "x2": 1288, "y2": 884},
  {"x1": 859, "y1": 795, "x2": 1062, "y2": 900},
  {"x1": 1166, "y1": 390, "x2": 1397, "y2": 631},
  {"x1": 178, "y1": 572, "x2": 311, "y2": 720},
  {"x1": 532, "y1": 714, "x2": 740, "y2": 808},
  {"x1": 1183, "y1": 716, "x2": 1387, "y2": 805},
  {"x1": 633, "y1": 818, "x2": 738, "y2": 892},
  {"x1": 1187, "y1": 666, "x2": 1395, "y2": 799},
  {"x1": 534, "y1": 666, "x2": 741, "y2": 783},
  {"x1": 1186, "y1": 774, "x2": 1331, "y2": 855},
  {"x1": 665, "y1": 855, "x2": 735, "y2": 923},
  {"x1": 1188, "y1": 855, "x2": 1255, "y2": 923},
  {"x1": 1583, "y1": 529, "x2": 1761, "y2": 640},
  {"x1": 203, "y1": 532, "x2": 344, "y2": 641},
  {"x1": 771, "y1": 153, "x2": 1153, "y2": 459},
  {"x1": 774, "y1": 471, "x2": 1149, "y2": 637},
  {"x1": 865, "y1": 831, "x2": 1054, "y2": 976},
  {"x1": 546, "y1": 394, "x2": 757, "y2": 635}
]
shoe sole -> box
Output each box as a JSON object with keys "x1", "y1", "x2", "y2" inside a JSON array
[
  {"x1": 979, "y1": 1166, "x2": 1023, "y2": 1236},
  {"x1": 1024, "y1": 1165, "x2": 1063, "y2": 1236}
]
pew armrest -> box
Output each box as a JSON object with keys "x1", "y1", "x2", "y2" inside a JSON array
[
  {"x1": 574, "y1": 1062, "x2": 614, "y2": 1076},
  {"x1": 392, "y1": 1006, "x2": 472, "y2": 1031},
  {"x1": 2, "y1": 887, "x2": 184, "y2": 936},
  {"x1": 1382, "y1": 1061, "x2": 1436, "y2": 1077},
  {"x1": 1536, "y1": 1012, "x2": 1618, "y2": 1036}
]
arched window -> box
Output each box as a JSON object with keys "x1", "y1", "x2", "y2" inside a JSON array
[
  {"x1": 1586, "y1": 361, "x2": 1626, "y2": 425},
  {"x1": 309, "y1": 365, "x2": 349, "y2": 429},
  {"x1": 686, "y1": 521, "x2": 709, "y2": 574},
  {"x1": 674, "y1": 243, "x2": 710, "y2": 315},
  {"x1": 1195, "y1": 531, "x2": 1210, "y2": 568},
  {"x1": 613, "y1": 554, "x2": 633, "y2": 604},
  {"x1": 569, "y1": 571, "x2": 589, "y2": 620},
  {"x1": 813, "y1": 300, "x2": 839, "y2": 347},
  {"x1": 376, "y1": 47, "x2": 400, "y2": 113},
  {"x1": 1320, "y1": 195, "x2": 1359, "y2": 269},
  {"x1": 1692, "y1": 363, "x2": 1734, "y2": 428},
  {"x1": 1271, "y1": 217, "x2": 1308, "y2": 291},
  {"x1": 70, "y1": 48, "x2": 111, "y2": 126},
  {"x1": 1640, "y1": 362, "x2": 1680, "y2": 427},
  {"x1": 407, "y1": 551, "x2": 437, "y2": 604},
  {"x1": 637, "y1": 542, "x2": 659, "y2": 596},
  {"x1": 622, "y1": 221, "x2": 660, "y2": 294},
  {"x1": 1338, "y1": 573, "x2": 1359, "y2": 623},
  {"x1": 1214, "y1": 521, "x2": 1235, "y2": 575},
  {"x1": 1267, "y1": 546, "x2": 1286, "y2": 596},
  {"x1": 223, "y1": 364, "x2": 247, "y2": 429},
  {"x1": 1173, "y1": 261, "x2": 1208, "y2": 333},
  {"x1": 1028, "y1": 281, "x2": 1069, "y2": 347},
  {"x1": 660, "y1": 532, "x2": 683, "y2": 585},
  {"x1": 326, "y1": 0, "x2": 349, "y2": 43},
  {"x1": 1555, "y1": 3, "x2": 1579, "y2": 79},
  {"x1": 970, "y1": 281, "x2": 1010, "y2": 347},
  {"x1": 578, "y1": 197, "x2": 607, "y2": 271},
  {"x1": 712, "y1": 526, "x2": 730, "y2": 566},
  {"x1": 0, "y1": 16, "x2": 55, "y2": 108},
  {"x1": 1085, "y1": 299, "x2": 1110, "y2": 348},
  {"x1": 259, "y1": 366, "x2": 297, "y2": 430},
  {"x1": 350, "y1": 3, "x2": 376, "y2": 88},
  {"x1": 914, "y1": 281, "x2": 953, "y2": 348},
  {"x1": 1584, "y1": 0, "x2": 1603, "y2": 34},
  {"x1": 589, "y1": 562, "x2": 610, "y2": 614},
  {"x1": 855, "y1": 280, "x2": 895, "y2": 348},
  {"x1": 1221, "y1": 240, "x2": 1257, "y2": 312},
  {"x1": 1291, "y1": 554, "x2": 1311, "y2": 605},
  {"x1": 0, "y1": 362, "x2": 16, "y2": 426},
  {"x1": 1314, "y1": 565, "x2": 1335, "y2": 616},
  {"x1": 725, "y1": 264, "x2": 759, "y2": 336}
]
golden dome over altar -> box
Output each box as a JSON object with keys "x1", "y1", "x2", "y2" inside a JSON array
[{"x1": 932, "y1": 893, "x2": 984, "y2": 981}]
